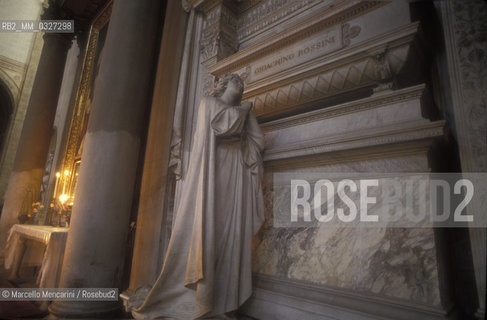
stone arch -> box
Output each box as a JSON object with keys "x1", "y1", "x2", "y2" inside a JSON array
[
  {"x1": 0, "y1": 79, "x2": 15, "y2": 157},
  {"x1": 0, "y1": 69, "x2": 20, "y2": 158},
  {"x1": 0, "y1": 69, "x2": 19, "y2": 105}
]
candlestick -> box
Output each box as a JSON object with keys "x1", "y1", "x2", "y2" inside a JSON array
[{"x1": 53, "y1": 172, "x2": 60, "y2": 198}]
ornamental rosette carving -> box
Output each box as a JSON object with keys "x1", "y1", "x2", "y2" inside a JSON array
[
  {"x1": 200, "y1": 29, "x2": 220, "y2": 62},
  {"x1": 342, "y1": 23, "x2": 361, "y2": 47}
]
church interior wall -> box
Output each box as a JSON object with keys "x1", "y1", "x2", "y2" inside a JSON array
[
  {"x1": 0, "y1": 0, "x2": 484, "y2": 319},
  {"x1": 0, "y1": 0, "x2": 45, "y2": 207},
  {"x1": 153, "y1": 0, "x2": 483, "y2": 319}
]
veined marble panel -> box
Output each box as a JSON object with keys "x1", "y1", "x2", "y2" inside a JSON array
[
  {"x1": 253, "y1": 154, "x2": 442, "y2": 307},
  {"x1": 252, "y1": 82, "x2": 446, "y2": 308}
]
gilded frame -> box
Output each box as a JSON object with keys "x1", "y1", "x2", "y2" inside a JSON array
[{"x1": 58, "y1": 1, "x2": 112, "y2": 201}]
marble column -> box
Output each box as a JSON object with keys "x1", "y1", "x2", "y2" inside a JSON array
[
  {"x1": 0, "y1": 27, "x2": 72, "y2": 259},
  {"x1": 48, "y1": 0, "x2": 163, "y2": 317}
]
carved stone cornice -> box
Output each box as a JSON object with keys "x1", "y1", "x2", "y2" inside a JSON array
[
  {"x1": 260, "y1": 84, "x2": 445, "y2": 162},
  {"x1": 261, "y1": 84, "x2": 430, "y2": 132},
  {"x1": 209, "y1": 1, "x2": 385, "y2": 75},
  {"x1": 210, "y1": 22, "x2": 422, "y2": 120},
  {"x1": 237, "y1": 0, "x2": 319, "y2": 42},
  {"x1": 264, "y1": 120, "x2": 445, "y2": 162},
  {"x1": 182, "y1": 0, "x2": 237, "y2": 12}
]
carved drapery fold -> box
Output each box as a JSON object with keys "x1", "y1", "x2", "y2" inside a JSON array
[{"x1": 169, "y1": 10, "x2": 197, "y2": 180}]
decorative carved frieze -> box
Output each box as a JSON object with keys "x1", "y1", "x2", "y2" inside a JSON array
[
  {"x1": 247, "y1": 24, "x2": 350, "y2": 83},
  {"x1": 189, "y1": 0, "x2": 386, "y2": 98},
  {"x1": 210, "y1": 22, "x2": 421, "y2": 119},
  {"x1": 234, "y1": 0, "x2": 265, "y2": 14},
  {"x1": 210, "y1": 0, "x2": 385, "y2": 73},
  {"x1": 199, "y1": 1, "x2": 238, "y2": 65},
  {"x1": 200, "y1": 27, "x2": 238, "y2": 63},
  {"x1": 202, "y1": 68, "x2": 217, "y2": 98},
  {"x1": 236, "y1": 0, "x2": 320, "y2": 41},
  {"x1": 246, "y1": 44, "x2": 411, "y2": 119},
  {"x1": 198, "y1": 1, "x2": 240, "y2": 96}
]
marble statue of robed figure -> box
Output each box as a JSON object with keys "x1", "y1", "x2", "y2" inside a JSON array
[{"x1": 132, "y1": 73, "x2": 265, "y2": 319}]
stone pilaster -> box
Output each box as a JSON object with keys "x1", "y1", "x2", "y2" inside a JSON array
[
  {"x1": 439, "y1": 0, "x2": 487, "y2": 318},
  {"x1": 199, "y1": 0, "x2": 239, "y2": 95}
]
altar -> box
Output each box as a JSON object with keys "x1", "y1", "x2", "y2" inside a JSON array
[{"x1": 4, "y1": 224, "x2": 68, "y2": 289}]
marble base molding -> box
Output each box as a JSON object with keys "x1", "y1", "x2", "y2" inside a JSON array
[
  {"x1": 241, "y1": 274, "x2": 450, "y2": 320},
  {"x1": 261, "y1": 84, "x2": 444, "y2": 163}
]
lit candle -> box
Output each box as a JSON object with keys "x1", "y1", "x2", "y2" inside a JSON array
[
  {"x1": 62, "y1": 170, "x2": 69, "y2": 195},
  {"x1": 59, "y1": 194, "x2": 68, "y2": 204},
  {"x1": 53, "y1": 172, "x2": 60, "y2": 198}
]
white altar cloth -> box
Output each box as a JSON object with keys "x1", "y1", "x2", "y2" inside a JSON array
[{"x1": 5, "y1": 224, "x2": 68, "y2": 288}]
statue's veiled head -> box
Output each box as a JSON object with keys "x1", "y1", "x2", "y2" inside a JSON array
[{"x1": 211, "y1": 73, "x2": 244, "y2": 99}]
